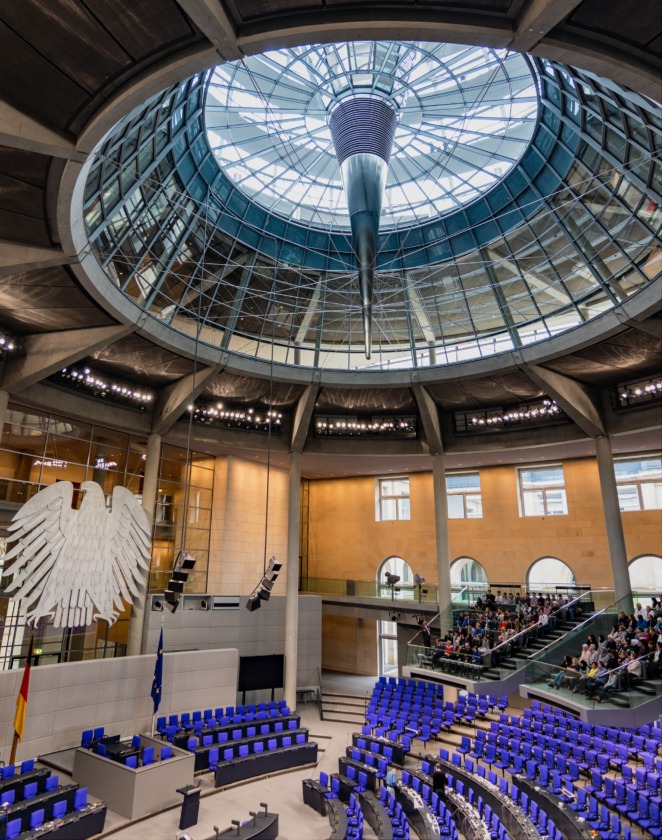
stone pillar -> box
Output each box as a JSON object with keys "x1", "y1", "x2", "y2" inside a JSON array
[
  {"x1": 594, "y1": 434, "x2": 632, "y2": 609},
  {"x1": 284, "y1": 451, "x2": 301, "y2": 711},
  {"x1": 126, "y1": 433, "x2": 161, "y2": 656},
  {"x1": 431, "y1": 453, "x2": 453, "y2": 629}
]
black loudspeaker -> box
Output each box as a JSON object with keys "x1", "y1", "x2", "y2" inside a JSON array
[
  {"x1": 245, "y1": 556, "x2": 281, "y2": 611},
  {"x1": 164, "y1": 550, "x2": 196, "y2": 613},
  {"x1": 246, "y1": 594, "x2": 261, "y2": 611}
]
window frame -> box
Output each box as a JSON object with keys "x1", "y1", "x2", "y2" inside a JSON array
[
  {"x1": 446, "y1": 471, "x2": 482, "y2": 519},
  {"x1": 376, "y1": 476, "x2": 411, "y2": 521},
  {"x1": 614, "y1": 455, "x2": 662, "y2": 512},
  {"x1": 517, "y1": 464, "x2": 568, "y2": 517}
]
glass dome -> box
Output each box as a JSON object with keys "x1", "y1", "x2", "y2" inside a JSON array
[
  {"x1": 205, "y1": 43, "x2": 538, "y2": 231},
  {"x1": 82, "y1": 46, "x2": 662, "y2": 375}
]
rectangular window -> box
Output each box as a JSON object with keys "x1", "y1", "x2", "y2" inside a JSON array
[
  {"x1": 447, "y1": 472, "x2": 482, "y2": 519},
  {"x1": 518, "y1": 465, "x2": 567, "y2": 516},
  {"x1": 615, "y1": 456, "x2": 662, "y2": 511},
  {"x1": 377, "y1": 477, "x2": 410, "y2": 521}
]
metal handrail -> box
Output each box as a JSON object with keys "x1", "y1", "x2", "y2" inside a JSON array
[
  {"x1": 525, "y1": 603, "x2": 609, "y2": 659},
  {"x1": 408, "y1": 611, "x2": 441, "y2": 646},
  {"x1": 482, "y1": 590, "x2": 594, "y2": 658}
]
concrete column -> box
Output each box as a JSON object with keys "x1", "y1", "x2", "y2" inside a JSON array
[
  {"x1": 126, "y1": 433, "x2": 161, "y2": 656},
  {"x1": 0, "y1": 389, "x2": 9, "y2": 437},
  {"x1": 284, "y1": 452, "x2": 301, "y2": 711},
  {"x1": 594, "y1": 435, "x2": 633, "y2": 609},
  {"x1": 431, "y1": 454, "x2": 453, "y2": 629}
]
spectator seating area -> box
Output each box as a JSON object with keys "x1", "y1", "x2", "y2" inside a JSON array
[
  {"x1": 416, "y1": 592, "x2": 593, "y2": 680},
  {"x1": 0, "y1": 759, "x2": 106, "y2": 840}
]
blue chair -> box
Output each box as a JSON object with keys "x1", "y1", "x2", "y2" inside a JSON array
[
  {"x1": 202, "y1": 734, "x2": 213, "y2": 747},
  {"x1": 296, "y1": 732, "x2": 306, "y2": 745},
  {"x1": 21, "y1": 758, "x2": 35, "y2": 773},
  {"x1": 161, "y1": 746, "x2": 172, "y2": 760},
  {"x1": 45, "y1": 774, "x2": 59, "y2": 791},
  {"x1": 288, "y1": 719, "x2": 297, "y2": 730},
  {"x1": 238, "y1": 744, "x2": 249, "y2": 757},
  {"x1": 96, "y1": 743, "x2": 107, "y2": 757},
  {"x1": 267, "y1": 739, "x2": 277, "y2": 751},
  {"x1": 282, "y1": 735, "x2": 292, "y2": 747},
  {"x1": 23, "y1": 781, "x2": 38, "y2": 799},
  {"x1": 52, "y1": 800, "x2": 67, "y2": 819},
  {"x1": 254, "y1": 742, "x2": 264, "y2": 753},
  {"x1": 223, "y1": 748, "x2": 233, "y2": 761},
  {"x1": 125, "y1": 755, "x2": 138, "y2": 769},
  {"x1": 1, "y1": 789, "x2": 15, "y2": 806},
  {"x1": 208, "y1": 747, "x2": 219, "y2": 771},
  {"x1": 81, "y1": 729, "x2": 94, "y2": 748},
  {"x1": 93, "y1": 727, "x2": 104, "y2": 741},
  {"x1": 6, "y1": 819, "x2": 22, "y2": 840},
  {"x1": 1, "y1": 765, "x2": 15, "y2": 780},
  {"x1": 142, "y1": 747, "x2": 154, "y2": 766},
  {"x1": 186, "y1": 737, "x2": 197, "y2": 751},
  {"x1": 180, "y1": 713, "x2": 191, "y2": 727},
  {"x1": 74, "y1": 787, "x2": 88, "y2": 810},
  {"x1": 156, "y1": 716, "x2": 167, "y2": 734},
  {"x1": 131, "y1": 735, "x2": 141, "y2": 749},
  {"x1": 217, "y1": 731, "x2": 229, "y2": 743}
]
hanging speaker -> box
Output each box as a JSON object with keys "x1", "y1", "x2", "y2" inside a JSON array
[{"x1": 245, "y1": 594, "x2": 261, "y2": 611}]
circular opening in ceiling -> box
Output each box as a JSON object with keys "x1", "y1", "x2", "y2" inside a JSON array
[{"x1": 204, "y1": 42, "x2": 539, "y2": 232}]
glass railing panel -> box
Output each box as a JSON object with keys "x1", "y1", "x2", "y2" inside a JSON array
[
  {"x1": 525, "y1": 656, "x2": 661, "y2": 711},
  {"x1": 299, "y1": 575, "x2": 440, "y2": 603}
]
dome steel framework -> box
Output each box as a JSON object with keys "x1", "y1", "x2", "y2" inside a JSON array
[{"x1": 81, "y1": 46, "x2": 661, "y2": 375}]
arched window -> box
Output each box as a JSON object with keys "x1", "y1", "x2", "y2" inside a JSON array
[
  {"x1": 526, "y1": 557, "x2": 576, "y2": 594},
  {"x1": 377, "y1": 556, "x2": 413, "y2": 592},
  {"x1": 629, "y1": 555, "x2": 662, "y2": 598},
  {"x1": 450, "y1": 556, "x2": 488, "y2": 604}
]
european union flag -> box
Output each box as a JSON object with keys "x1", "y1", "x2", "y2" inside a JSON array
[{"x1": 151, "y1": 626, "x2": 164, "y2": 715}]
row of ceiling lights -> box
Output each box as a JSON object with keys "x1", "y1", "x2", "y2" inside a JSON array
[
  {"x1": 190, "y1": 402, "x2": 283, "y2": 431},
  {"x1": 56, "y1": 367, "x2": 153, "y2": 406},
  {"x1": 618, "y1": 377, "x2": 662, "y2": 407},
  {"x1": 314, "y1": 416, "x2": 417, "y2": 436}
]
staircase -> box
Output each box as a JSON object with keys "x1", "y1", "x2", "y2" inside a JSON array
[
  {"x1": 320, "y1": 690, "x2": 368, "y2": 725},
  {"x1": 479, "y1": 609, "x2": 594, "y2": 681}
]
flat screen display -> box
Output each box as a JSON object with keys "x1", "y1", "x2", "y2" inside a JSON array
[{"x1": 238, "y1": 654, "x2": 284, "y2": 692}]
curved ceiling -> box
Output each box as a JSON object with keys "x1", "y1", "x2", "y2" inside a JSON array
[{"x1": 0, "y1": 0, "x2": 660, "y2": 473}]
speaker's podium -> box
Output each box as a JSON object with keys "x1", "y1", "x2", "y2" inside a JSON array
[{"x1": 176, "y1": 783, "x2": 201, "y2": 830}]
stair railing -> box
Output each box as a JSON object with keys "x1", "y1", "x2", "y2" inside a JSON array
[
  {"x1": 480, "y1": 590, "x2": 595, "y2": 667},
  {"x1": 525, "y1": 603, "x2": 607, "y2": 660}
]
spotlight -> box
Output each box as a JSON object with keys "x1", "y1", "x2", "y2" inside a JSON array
[
  {"x1": 384, "y1": 572, "x2": 400, "y2": 586},
  {"x1": 414, "y1": 573, "x2": 426, "y2": 585},
  {"x1": 152, "y1": 599, "x2": 163, "y2": 611}
]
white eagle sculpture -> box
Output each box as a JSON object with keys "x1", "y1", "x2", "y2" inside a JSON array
[{"x1": 1, "y1": 481, "x2": 151, "y2": 628}]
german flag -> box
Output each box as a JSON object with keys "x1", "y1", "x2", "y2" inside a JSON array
[{"x1": 14, "y1": 634, "x2": 34, "y2": 742}]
